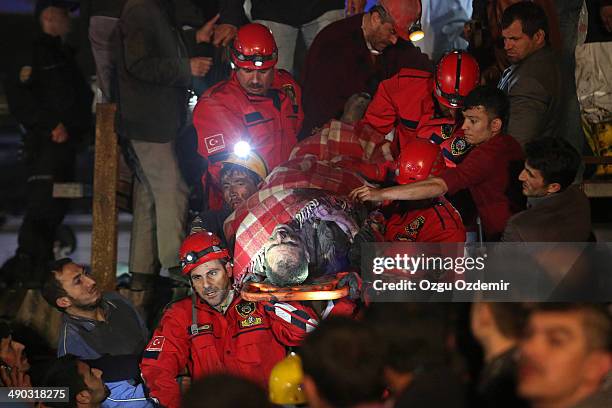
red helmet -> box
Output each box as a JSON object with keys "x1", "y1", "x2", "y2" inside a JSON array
[
  {"x1": 396, "y1": 138, "x2": 446, "y2": 184},
  {"x1": 179, "y1": 231, "x2": 230, "y2": 275},
  {"x1": 379, "y1": 0, "x2": 422, "y2": 41},
  {"x1": 231, "y1": 23, "x2": 278, "y2": 70},
  {"x1": 434, "y1": 50, "x2": 480, "y2": 108}
]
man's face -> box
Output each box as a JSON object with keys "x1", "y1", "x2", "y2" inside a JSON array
[
  {"x1": 56, "y1": 263, "x2": 102, "y2": 310},
  {"x1": 235, "y1": 67, "x2": 274, "y2": 96},
  {"x1": 221, "y1": 169, "x2": 259, "y2": 210},
  {"x1": 518, "y1": 311, "x2": 601, "y2": 407},
  {"x1": 502, "y1": 20, "x2": 542, "y2": 64},
  {"x1": 519, "y1": 162, "x2": 550, "y2": 197},
  {"x1": 190, "y1": 259, "x2": 232, "y2": 307},
  {"x1": 77, "y1": 361, "x2": 110, "y2": 404},
  {"x1": 41, "y1": 6, "x2": 71, "y2": 37},
  {"x1": 367, "y1": 12, "x2": 399, "y2": 52},
  {"x1": 0, "y1": 336, "x2": 30, "y2": 372},
  {"x1": 264, "y1": 225, "x2": 308, "y2": 285},
  {"x1": 461, "y1": 106, "x2": 496, "y2": 145}
]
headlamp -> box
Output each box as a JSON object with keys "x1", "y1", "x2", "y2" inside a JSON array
[
  {"x1": 234, "y1": 141, "x2": 251, "y2": 158},
  {"x1": 409, "y1": 19, "x2": 425, "y2": 42}
]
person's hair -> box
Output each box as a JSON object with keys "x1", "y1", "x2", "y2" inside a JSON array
[
  {"x1": 529, "y1": 303, "x2": 612, "y2": 352},
  {"x1": 300, "y1": 317, "x2": 386, "y2": 406},
  {"x1": 38, "y1": 355, "x2": 87, "y2": 408},
  {"x1": 220, "y1": 163, "x2": 262, "y2": 187},
  {"x1": 364, "y1": 303, "x2": 451, "y2": 373},
  {"x1": 463, "y1": 86, "x2": 510, "y2": 128},
  {"x1": 370, "y1": 4, "x2": 394, "y2": 24},
  {"x1": 41, "y1": 258, "x2": 73, "y2": 312},
  {"x1": 182, "y1": 374, "x2": 271, "y2": 408},
  {"x1": 263, "y1": 249, "x2": 309, "y2": 286},
  {"x1": 501, "y1": 1, "x2": 549, "y2": 40},
  {"x1": 524, "y1": 137, "x2": 580, "y2": 190},
  {"x1": 488, "y1": 303, "x2": 527, "y2": 340}
]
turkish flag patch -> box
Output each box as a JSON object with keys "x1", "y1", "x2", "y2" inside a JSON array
[
  {"x1": 146, "y1": 336, "x2": 165, "y2": 352},
  {"x1": 204, "y1": 133, "x2": 225, "y2": 154}
]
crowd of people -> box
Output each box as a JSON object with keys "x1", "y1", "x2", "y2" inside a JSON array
[{"x1": 1, "y1": 0, "x2": 612, "y2": 407}]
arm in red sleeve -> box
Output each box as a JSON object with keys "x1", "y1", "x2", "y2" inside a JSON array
[
  {"x1": 360, "y1": 78, "x2": 399, "y2": 136},
  {"x1": 263, "y1": 301, "x2": 319, "y2": 346},
  {"x1": 439, "y1": 147, "x2": 496, "y2": 195},
  {"x1": 140, "y1": 305, "x2": 191, "y2": 408}
]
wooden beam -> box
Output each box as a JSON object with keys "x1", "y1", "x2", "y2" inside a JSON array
[
  {"x1": 581, "y1": 180, "x2": 612, "y2": 198},
  {"x1": 91, "y1": 103, "x2": 118, "y2": 292}
]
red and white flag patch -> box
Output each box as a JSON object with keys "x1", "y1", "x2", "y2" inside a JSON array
[
  {"x1": 205, "y1": 133, "x2": 225, "y2": 154},
  {"x1": 146, "y1": 336, "x2": 165, "y2": 352}
]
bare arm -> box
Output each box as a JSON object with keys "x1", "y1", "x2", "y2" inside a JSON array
[{"x1": 350, "y1": 177, "x2": 448, "y2": 202}]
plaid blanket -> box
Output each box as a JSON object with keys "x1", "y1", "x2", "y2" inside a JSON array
[{"x1": 225, "y1": 120, "x2": 392, "y2": 283}]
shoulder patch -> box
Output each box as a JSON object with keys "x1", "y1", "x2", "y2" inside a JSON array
[
  {"x1": 236, "y1": 301, "x2": 256, "y2": 318},
  {"x1": 204, "y1": 133, "x2": 226, "y2": 153},
  {"x1": 146, "y1": 336, "x2": 165, "y2": 352},
  {"x1": 406, "y1": 215, "x2": 426, "y2": 235},
  {"x1": 19, "y1": 66, "x2": 32, "y2": 83},
  {"x1": 450, "y1": 137, "x2": 470, "y2": 156}
]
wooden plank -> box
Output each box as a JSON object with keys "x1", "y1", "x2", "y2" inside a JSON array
[
  {"x1": 581, "y1": 180, "x2": 612, "y2": 198},
  {"x1": 91, "y1": 103, "x2": 118, "y2": 292}
]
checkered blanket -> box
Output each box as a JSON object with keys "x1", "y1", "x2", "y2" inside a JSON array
[{"x1": 225, "y1": 120, "x2": 393, "y2": 283}]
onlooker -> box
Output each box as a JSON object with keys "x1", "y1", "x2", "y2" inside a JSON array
[
  {"x1": 2, "y1": 0, "x2": 93, "y2": 288},
  {"x1": 39, "y1": 355, "x2": 110, "y2": 408},
  {"x1": 471, "y1": 303, "x2": 529, "y2": 408},
  {"x1": 502, "y1": 137, "x2": 591, "y2": 242},
  {"x1": 351, "y1": 86, "x2": 525, "y2": 241},
  {"x1": 41, "y1": 258, "x2": 153, "y2": 407},
  {"x1": 140, "y1": 232, "x2": 318, "y2": 408},
  {"x1": 300, "y1": 318, "x2": 386, "y2": 408},
  {"x1": 182, "y1": 373, "x2": 271, "y2": 408},
  {"x1": 518, "y1": 303, "x2": 612, "y2": 408},
  {"x1": 116, "y1": 0, "x2": 217, "y2": 294},
  {"x1": 193, "y1": 23, "x2": 303, "y2": 209},
  {"x1": 497, "y1": 2, "x2": 564, "y2": 147},
  {"x1": 0, "y1": 321, "x2": 32, "y2": 389},
  {"x1": 300, "y1": 0, "x2": 432, "y2": 139},
  {"x1": 364, "y1": 304, "x2": 467, "y2": 408}
]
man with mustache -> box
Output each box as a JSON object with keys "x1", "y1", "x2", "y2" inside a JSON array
[
  {"x1": 502, "y1": 137, "x2": 591, "y2": 242},
  {"x1": 194, "y1": 23, "x2": 303, "y2": 210},
  {"x1": 0, "y1": 321, "x2": 32, "y2": 390},
  {"x1": 140, "y1": 231, "x2": 318, "y2": 408},
  {"x1": 518, "y1": 304, "x2": 612, "y2": 408},
  {"x1": 41, "y1": 259, "x2": 154, "y2": 407}
]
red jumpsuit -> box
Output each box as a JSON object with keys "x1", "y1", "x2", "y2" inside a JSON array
[
  {"x1": 193, "y1": 69, "x2": 303, "y2": 172},
  {"x1": 384, "y1": 198, "x2": 466, "y2": 243},
  {"x1": 360, "y1": 68, "x2": 470, "y2": 168},
  {"x1": 140, "y1": 295, "x2": 317, "y2": 408}
]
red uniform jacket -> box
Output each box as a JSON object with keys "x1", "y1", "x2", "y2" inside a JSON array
[
  {"x1": 384, "y1": 198, "x2": 466, "y2": 243},
  {"x1": 416, "y1": 117, "x2": 472, "y2": 168},
  {"x1": 193, "y1": 69, "x2": 303, "y2": 172},
  {"x1": 140, "y1": 295, "x2": 317, "y2": 408},
  {"x1": 360, "y1": 68, "x2": 434, "y2": 150}
]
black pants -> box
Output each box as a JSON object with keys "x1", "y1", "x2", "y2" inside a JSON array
[{"x1": 15, "y1": 137, "x2": 76, "y2": 281}]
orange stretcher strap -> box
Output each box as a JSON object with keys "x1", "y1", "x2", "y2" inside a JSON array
[{"x1": 240, "y1": 275, "x2": 349, "y2": 302}]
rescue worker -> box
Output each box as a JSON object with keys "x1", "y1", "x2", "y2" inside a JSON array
[
  {"x1": 361, "y1": 50, "x2": 480, "y2": 167},
  {"x1": 193, "y1": 23, "x2": 303, "y2": 210},
  {"x1": 2, "y1": 0, "x2": 92, "y2": 288},
  {"x1": 351, "y1": 86, "x2": 525, "y2": 241},
  {"x1": 140, "y1": 231, "x2": 318, "y2": 408},
  {"x1": 383, "y1": 139, "x2": 466, "y2": 243}
]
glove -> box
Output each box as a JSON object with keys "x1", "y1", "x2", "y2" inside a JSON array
[{"x1": 336, "y1": 271, "x2": 362, "y2": 300}]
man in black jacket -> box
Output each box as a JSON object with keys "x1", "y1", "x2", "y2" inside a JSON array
[
  {"x1": 2, "y1": 0, "x2": 92, "y2": 288},
  {"x1": 116, "y1": 0, "x2": 216, "y2": 295}
]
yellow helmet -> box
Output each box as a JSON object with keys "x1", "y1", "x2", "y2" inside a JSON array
[
  {"x1": 269, "y1": 352, "x2": 307, "y2": 405},
  {"x1": 220, "y1": 150, "x2": 268, "y2": 182}
]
